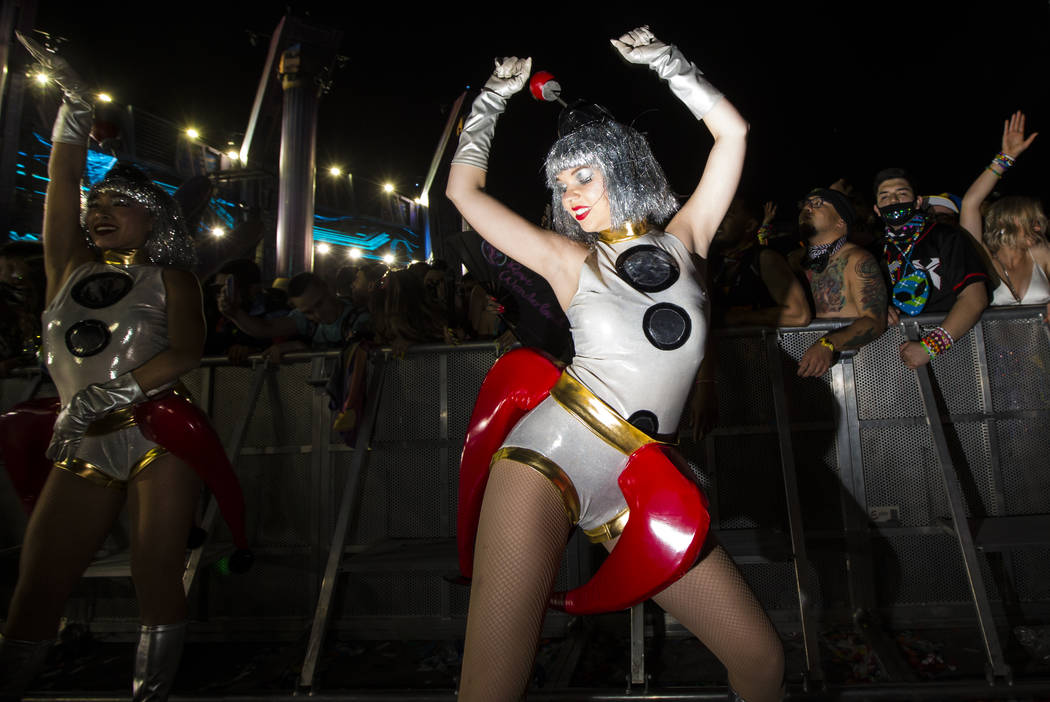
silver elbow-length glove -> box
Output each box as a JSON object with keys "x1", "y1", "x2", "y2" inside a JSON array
[
  {"x1": 15, "y1": 30, "x2": 93, "y2": 147},
  {"x1": 47, "y1": 372, "x2": 147, "y2": 464},
  {"x1": 611, "y1": 26, "x2": 723, "y2": 121},
  {"x1": 451, "y1": 56, "x2": 532, "y2": 171}
]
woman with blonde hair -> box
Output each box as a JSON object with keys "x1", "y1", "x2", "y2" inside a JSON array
[{"x1": 960, "y1": 112, "x2": 1050, "y2": 311}]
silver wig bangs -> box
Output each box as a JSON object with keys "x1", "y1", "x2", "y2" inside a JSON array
[
  {"x1": 544, "y1": 120, "x2": 679, "y2": 243},
  {"x1": 83, "y1": 162, "x2": 197, "y2": 269}
]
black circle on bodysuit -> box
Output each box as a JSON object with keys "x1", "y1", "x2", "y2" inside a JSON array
[
  {"x1": 643, "y1": 303, "x2": 691, "y2": 350},
  {"x1": 71, "y1": 272, "x2": 134, "y2": 309},
  {"x1": 615, "y1": 245, "x2": 680, "y2": 293},
  {"x1": 627, "y1": 410, "x2": 659, "y2": 437},
  {"x1": 66, "y1": 319, "x2": 111, "y2": 357}
]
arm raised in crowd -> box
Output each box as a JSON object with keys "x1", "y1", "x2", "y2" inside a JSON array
[
  {"x1": 612, "y1": 28, "x2": 749, "y2": 259},
  {"x1": 16, "y1": 32, "x2": 96, "y2": 304},
  {"x1": 960, "y1": 111, "x2": 1038, "y2": 243}
]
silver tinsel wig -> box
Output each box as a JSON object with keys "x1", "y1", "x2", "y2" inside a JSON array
[
  {"x1": 544, "y1": 108, "x2": 679, "y2": 243},
  {"x1": 83, "y1": 162, "x2": 197, "y2": 268}
]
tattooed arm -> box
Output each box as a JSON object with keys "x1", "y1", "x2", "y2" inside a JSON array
[
  {"x1": 825, "y1": 249, "x2": 888, "y2": 350},
  {"x1": 798, "y1": 249, "x2": 888, "y2": 377}
]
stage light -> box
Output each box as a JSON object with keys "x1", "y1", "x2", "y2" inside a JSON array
[
  {"x1": 418, "y1": 193, "x2": 430, "y2": 207},
  {"x1": 316, "y1": 243, "x2": 331, "y2": 255},
  {"x1": 348, "y1": 248, "x2": 362, "y2": 259},
  {"x1": 33, "y1": 72, "x2": 49, "y2": 85},
  {"x1": 226, "y1": 150, "x2": 239, "y2": 162},
  {"x1": 185, "y1": 127, "x2": 200, "y2": 140},
  {"x1": 97, "y1": 93, "x2": 113, "y2": 103},
  {"x1": 382, "y1": 183, "x2": 394, "y2": 193},
  {"x1": 211, "y1": 227, "x2": 225, "y2": 237},
  {"x1": 329, "y1": 166, "x2": 342, "y2": 176},
  {"x1": 382, "y1": 253, "x2": 395, "y2": 265}
]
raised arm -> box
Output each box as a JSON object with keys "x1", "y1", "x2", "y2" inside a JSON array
[
  {"x1": 16, "y1": 32, "x2": 96, "y2": 304},
  {"x1": 960, "y1": 111, "x2": 1038, "y2": 244},
  {"x1": 611, "y1": 27, "x2": 748, "y2": 259},
  {"x1": 446, "y1": 57, "x2": 587, "y2": 305}
]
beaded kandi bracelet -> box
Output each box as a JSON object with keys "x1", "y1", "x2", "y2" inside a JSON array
[
  {"x1": 986, "y1": 151, "x2": 1016, "y2": 178},
  {"x1": 920, "y1": 326, "x2": 955, "y2": 358}
]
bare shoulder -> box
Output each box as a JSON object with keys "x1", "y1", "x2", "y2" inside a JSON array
[
  {"x1": 162, "y1": 268, "x2": 203, "y2": 297},
  {"x1": 845, "y1": 245, "x2": 879, "y2": 274}
]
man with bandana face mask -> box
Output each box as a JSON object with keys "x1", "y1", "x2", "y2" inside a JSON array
[
  {"x1": 789, "y1": 188, "x2": 887, "y2": 377},
  {"x1": 873, "y1": 168, "x2": 989, "y2": 368}
]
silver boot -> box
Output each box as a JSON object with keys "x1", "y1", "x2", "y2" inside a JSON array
[
  {"x1": 132, "y1": 621, "x2": 186, "y2": 702},
  {"x1": 0, "y1": 634, "x2": 52, "y2": 702}
]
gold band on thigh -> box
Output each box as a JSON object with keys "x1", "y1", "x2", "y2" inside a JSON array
[
  {"x1": 583, "y1": 506, "x2": 631, "y2": 544},
  {"x1": 491, "y1": 446, "x2": 581, "y2": 526}
]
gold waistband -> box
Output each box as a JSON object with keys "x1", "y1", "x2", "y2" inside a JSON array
[
  {"x1": 549, "y1": 372, "x2": 661, "y2": 456},
  {"x1": 83, "y1": 383, "x2": 193, "y2": 437}
]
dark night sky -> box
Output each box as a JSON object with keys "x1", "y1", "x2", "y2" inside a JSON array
[{"x1": 26, "y1": 1, "x2": 1050, "y2": 224}]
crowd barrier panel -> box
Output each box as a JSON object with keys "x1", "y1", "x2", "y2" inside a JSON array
[{"x1": 0, "y1": 305, "x2": 1047, "y2": 691}]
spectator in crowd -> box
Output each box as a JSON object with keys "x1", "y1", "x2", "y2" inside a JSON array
[
  {"x1": 925, "y1": 193, "x2": 962, "y2": 226},
  {"x1": 789, "y1": 188, "x2": 887, "y2": 377},
  {"x1": 0, "y1": 242, "x2": 45, "y2": 373},
  {"x1": 874, "y1": 168, "x2": 989, "y2": 368},
  {"x1": 333, "y1": 263, "x2": 359, "y2": 299},
  {"x1": 959, "y1": 111, "x2": 1049, "y2": 312},
  {"x1": 218, "y1": 271, "x2": 364, "y2": 363},
  {"x1": 369, "y1": 268, "x2": 449, "y2": 356},
  {"x1": 204, "y1": 258, "x2": 288, "y2": 362},
  {"x1": 708, "y1": 198, "x2": 811, "y2": 328}
]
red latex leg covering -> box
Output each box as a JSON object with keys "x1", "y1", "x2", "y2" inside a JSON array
[
  {"x1": 458, "y1": 348, "x2": 562, "y2": 578},
  {"x1": 0, "y1": 398, "x2": 60, "y2": 514},
  {"x1": 550, "y1": 443, "x2": 710, "y2": 614},
  {"x1": 135, "y1": 394, "x2": 252, "y2": 570}
]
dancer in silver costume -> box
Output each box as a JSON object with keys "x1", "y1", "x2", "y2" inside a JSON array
[
  {"x1": 1, "y1": 34, "x2": 204, "y2": 701},
  {"x1": 447, "y1": 26, "x2": 784, "y2": 702}
]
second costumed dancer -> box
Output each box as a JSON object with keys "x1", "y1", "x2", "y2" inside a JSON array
[{"x1": 447, "y1": 26, "x2": 784, "y2": 702}]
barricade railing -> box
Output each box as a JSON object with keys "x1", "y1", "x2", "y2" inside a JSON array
[{"x1": 0, "y1": 305, "x2": 1047, "y2": 695}]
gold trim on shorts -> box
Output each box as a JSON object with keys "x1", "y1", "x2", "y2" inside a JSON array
[
  {"x1": 56, "y1": 457, "x2": 127, "y2": 489},
  {"x1": 598, "y1": 221, "x2": 648, "y2": 245},
  {"x1": 549, "y1": 372, "x2": 663, "y2": 456},
  {"x1": 583, "y1": 506, "x2": 630, "y2": 544},
  {"x1": 129, "y1": 446, "x2": 168, "y2": 480},
  {"x1": 491, "y1": 446, "x2": 581, "y2": 526},
  {"x1": 55, "y1": 446, "x2": 169, "y2": 489}
]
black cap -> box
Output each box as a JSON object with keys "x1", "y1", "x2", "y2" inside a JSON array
[{"x1": 807, "y1": 188, "x2": 856, "y2": 231}]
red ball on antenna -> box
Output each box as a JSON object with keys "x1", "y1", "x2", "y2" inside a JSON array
[{"x1": 529, "y1": 70, "x2": 562, "y2": 103}]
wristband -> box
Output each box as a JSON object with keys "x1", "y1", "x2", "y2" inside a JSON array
[
  {"x1": 818, "y1": 336, "x2": 835, "y2": 352},
  {"x1": 920, "y1": 326, "x2": 954, "y2": 357}
]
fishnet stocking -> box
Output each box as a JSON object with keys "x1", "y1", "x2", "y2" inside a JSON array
[
  {"x1": 650, "y1": 544, "x2": 784, "y2": 702},
  {"x1": 458, "y1": 459, "x2": 572, "y2": 702}
]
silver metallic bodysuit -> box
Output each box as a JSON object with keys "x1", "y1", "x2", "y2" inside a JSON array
[
  {"x1": 42, "y1": 258, "x2": 169, "y2": 482},
  {"x1": 500, "y1": 228, "x2": 707, "y2": 534}
]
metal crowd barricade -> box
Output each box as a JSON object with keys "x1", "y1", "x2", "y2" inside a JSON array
[{"x1": 0, "y1": 305, "x2": 1048, "y2": 697}]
